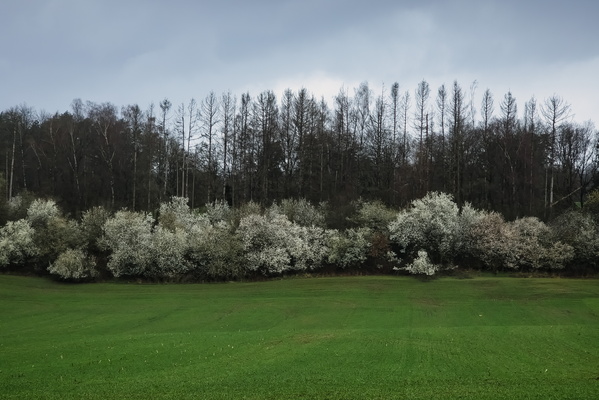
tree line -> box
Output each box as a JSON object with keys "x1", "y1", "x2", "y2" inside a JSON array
[
  {"x1": 2, "y1": 193, "x2": 599, "y2": 282},
  {"x1": 0, "y1": 80, "x2": 597, "y2": 221}
]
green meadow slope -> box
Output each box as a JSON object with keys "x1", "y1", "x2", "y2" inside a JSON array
[{"x1": 0, "y1": 275, "x2": 598, "y2": 399}]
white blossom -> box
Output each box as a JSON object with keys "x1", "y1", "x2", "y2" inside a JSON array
[
  {"x1": 100, "y1": 210, "x2": 154, "y2": 277},
  {"x1": 48, "y1": 248, "x2": 98, "y2": 280},
  {"x1": 388, "y1": 192, "x2": 461, "y2": 263},
  {"x1": 204, "y1": 201, "x2": 232, "y2": 225},
  {"x1": 0, "y1": 219, "x2": 37, "y2": 267},
  {"x1": 277, "y1": 198, "x2": 326, "y2": 227},
  {"x1": 187, "y1": 221, "x2": 244, "y2": 279},
  {"x1": 159, "y1": 197, "x2": 209, "y2": 232},
  {"x1": 404, "y1": 249, "x2": 439, "y2": 276},
  {"x1": 26, "y1": 199, "x2": 61, "y2": 227},
  {"x1": 148, "y1": 226, "x2": 189, "y2": 278},
  {"x1": 327, "y1": 228, "x2": 371, "y2": 268},
  {"x1": 237, "y1": 210, "x2": 328, "y2": 275},
  {"x1": 351, "y1": 199, "x2": 397, "y2": 233}
]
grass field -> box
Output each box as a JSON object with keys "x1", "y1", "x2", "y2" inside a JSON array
[{"x1": 0, "y1": 274, "x2": 598, "y2": 399}]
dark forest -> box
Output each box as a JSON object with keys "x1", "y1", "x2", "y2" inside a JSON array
[{"x1": 1, "y1": 80, "x2": 596, "y2": 220}]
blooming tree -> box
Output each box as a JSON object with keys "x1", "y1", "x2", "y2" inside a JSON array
[
  {"x1": 277, "y1": 198, "x2": 326, "y2": 228},
  {"x1": 158, "y1": 196, "x2": 209, "y2": 232},
  {"x1": 388, "y1": 192, "x2": 461, "y2": 264},
  {"x1": 237, "y1": 210, "x2": 328, "y2": 275},
  {"x1": 80, "y1": 206, "x2": 112, "y2": 253},
  {"x1": 204, "y1": 200, "x2": 233, "y2": 225},
  {"x1": 404, "y1": 249, "x2": 439, "y2": 276},
  {"x1": 326, "y1": 228, "x2": 371, "y2": 269},
  {"x1": 187, "y1": 221, "x2": 245, "y2": 280},
  {"x1": 507, "y1": 217, "x2": 573, "y2": 270},
  {"x1": 26, "y1": 198, "x2": 61, "y2": 228},
  {"x1": 100, "y1": 210, "x2": 154, "y2": 277},
  {"x1": 48, "y1": 248, "x2": 98, "y2": 281},
  {"x1": 351, "y1": 199, "x2": 397, "y2": 233},
  {"x1": 550, "y1": 210, "x2": 599, "y2": 270},
  {"x1": 0, "y1": 219, "x2": 37, "y2": 268},
  {"x1": 466, "y1": 211, "x2": 514, "y2": 270},
  {"x1": 147, "y1": 225, "x2": 190, "y2": 278},
  {"x1": 237, "y1": 213, "x2": 293, "y2": 274}
]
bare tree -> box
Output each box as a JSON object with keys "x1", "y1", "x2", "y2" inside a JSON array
[
  {"x1": 498, "y1": 91, "x2": 519, "y2": 212},
  {"x1": 555, "y1": 121, "x2": 597, "y2": 208},
  {"x1": 220, "y1": 91, "x2": 236, "y2": 203},
  {"x1": 146, "y1": 104, "x2": 157, "y2": 209},
  {"x1": 449, "y1": 81, "x2": 467, "y2": 204},
  {"x1": 5, "y1": 105, "x2": 35, "y2": 198},
  {"x1": 293, "y1": 88, "x2": 315, "y2": 195},
  {"x1": 542, "y1": 95, "x2": 571, "y2": 216},
  {"x1": 436, "y1": 84, "x2": 447, "y2": 146},
  {"x1": 354, "y1": 82, "x2": 371, "y2": 151},
  {"x1": 158, "y1": 98, "x2": 172, "y2": 200},
  {"x1": 87, "y1": 102, "x2": 119, "y2": 208},
  {"x1": 399, "y1": 90, "x2": 411, "y2": 167},
  {"x1": 122, "y1": 104, "x2": 143, "y2": 210},
  {"x1": 468, "y1": 80, "x2": 478, "y2": 127},
  {"x1": 390, "y1": 83, "x2": 400, "y2": 156},
  {"x1": 414, "y1": 80, "x2": 430, "y2": 194},
  {"x1": 481, "y1": 88, "x2": 494, "y2": 134},
  {"x1": 252, "y1": 90, "x2": 279, "y2": 203},
  {"x1": 200, "y1": 91, "x2": 220, "y2": 203},
  {"x1": 368, "y1": 85, "x2": 388, "y2": 193},
  {"x1": 279, "y1": 89, "x2": 296, "y2": 197},
  {"x1": 332, "y1": 87, "x2": 354, "y2": 195},
  {"x1": 175, "y1": 99, "x2": 199, "y2": 199},
  {"x1": 237, "y1": 93, "x2": 254, "y2": 202},
  {"x1": 522, "y1": 97, "x2": 539, "y2": 213}
]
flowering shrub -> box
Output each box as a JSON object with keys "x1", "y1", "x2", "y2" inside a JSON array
[
  {"x1": 467, "y1": 213, "x2": 574, "y2": 271},
  {"x1": 326, "y1": 228, "x2": 371, "y2": 268},
  {"x1": 584, "y1": 188, "x2": 599, "y2": 222},
  {"x1": 7, "y1": 195, "x2": 25, "y2": 219},
  {"x1": 508, "y1": 217, "x2": 549, "y2": 269},
  {"x1": 466, "y1": 211, "x2": 513, "y2": 270},
  {"x1": 454, "y1": 202, "x2": 484, "y2": 258},
  {"x1": 237, "y1": 211, "x2": 328, "y2": 275},
  {"x1": 550, "y1": 211, "x2": 599, "y2": 270},
  {"x1": 0, "y1": 219, "x2": 37, "y2": 268},
  {"x1": 33, "y1": 217, "x2": 83, "y2": 269},
  {"x1": 539, "y1": 241, "x2": 574, "y2": 270},
  {"x1": 159, "y1": 196, "x2": 209, "y2": 232},
  {"x1": 506, "y1": 217, "x2": 573, "y2": 270},
  {"x1": 237, "y1": 213, "x2": 292, "y2": 274},
  {"x1": 2, "y1": 192, "x2": 590, "y2": 281},
  {"x1": 48, "y1": 248, "x2": 98, "y2": 281},
  {"x1": 351, "y1": 199, "x2": 397, "y2": 233},
  {"x1": 26, "y1": 198, "x2": 61, "y2": 228},
  {"x1": 277, "y1": 198, "x2": 326, "y2": 227},
  {"x1": 80, "y1": 206, "x2": 112, "y2": 253},
  {"x1": 231, "y1": 201, "x2": 263, "y2": 228},
  {"x1": 7, "y1": 192, "x2": 35, "y2": 221},
  {"x1": 404, "y1": 249, "x2": 439, "y2": 276},
  {"x1": 100, "y1": 210, "x2": 154, "y2": 277},
  {"x1": 147, "y1": 226, "x2": 190, "y2": 278},
  {"x1": 388, "y1": 192, "x2": 461, "y2": 264},
  {"x1": 187, "y1": 221, "x2": 245, "y2": 280},
  {"x1": 290, "y1": 225, "x2": 330, "y2": 271},
  {"x1": 204, "y1": 201, "x2": 233, "y2": 225}
]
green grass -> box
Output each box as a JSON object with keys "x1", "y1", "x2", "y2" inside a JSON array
[{"x1": 1, "y1": 275, "x2": 598, "y2": 399}]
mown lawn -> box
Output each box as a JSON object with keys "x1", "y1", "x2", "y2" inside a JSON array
[{"x1": 0, "y1": 274, "x2": 598, "y2": 399}]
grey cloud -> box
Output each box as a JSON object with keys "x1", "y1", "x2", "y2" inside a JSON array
[{"x1": 0, "y1": 0, "x2": 597, "y2": 123}]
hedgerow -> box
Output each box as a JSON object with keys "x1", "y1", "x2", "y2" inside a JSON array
[{"x1": 0, "y1": 192, "x2": 596, "y2": 281}]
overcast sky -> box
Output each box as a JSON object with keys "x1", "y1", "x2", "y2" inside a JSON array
[{"x1": 1, "y1": 0, "x2": 598, "y2": 124}]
